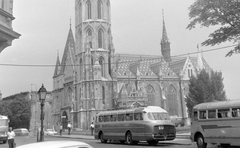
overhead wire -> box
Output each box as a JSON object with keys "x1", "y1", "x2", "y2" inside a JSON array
[{"x1": 0, "y1": 44, "x2": 237, "y2": 67}]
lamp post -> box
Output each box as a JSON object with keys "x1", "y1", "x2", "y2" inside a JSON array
[{"x1": 38, "y1": 84, "x2": 47, "y2": 142}]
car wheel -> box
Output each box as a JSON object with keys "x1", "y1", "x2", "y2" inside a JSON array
[{"x1": 196, "y1": 134, "x2": 207, "y2": 148}]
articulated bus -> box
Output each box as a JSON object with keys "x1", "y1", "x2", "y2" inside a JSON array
[
  {"x1": 191, "y1": 99, "x2": 240, "y2": 148},
  {"x1": 94, "y1": 106, "x2": 176, "y2": 145},
  {"x1": 0, "y1": 115, "x2": 8, "y2": 144}
]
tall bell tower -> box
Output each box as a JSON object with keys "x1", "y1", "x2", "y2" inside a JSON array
[{"x1": 74, "y1": 0, "x2": 116, "y2": 130}]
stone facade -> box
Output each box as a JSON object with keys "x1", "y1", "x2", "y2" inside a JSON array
[
  {"x1": 52, "y1": 0, "x2": 211, "y2": 131},
  {"x1": 0, "y1": 0, "x2": 20, "y2": 53}
]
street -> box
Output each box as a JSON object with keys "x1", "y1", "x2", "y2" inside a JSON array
[{"x1": 0, "y1": 135, "x2": 225, "y2": 148}]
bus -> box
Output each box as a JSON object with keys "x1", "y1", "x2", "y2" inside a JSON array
[
  {"x1": 191, "y1": 100, "x2": 240, "y2": 148},
  {"x1": 94, "y1": 106, "x2": 176, "y2": 145},
  {"x1": 0, "y1": 115, "x2": 8, "y2": 144}
]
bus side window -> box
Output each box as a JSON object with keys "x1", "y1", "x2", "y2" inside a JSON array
[
  {"x1": 193, "y1": 111, "x2": 198, "y2": 121},
  {"x1": 118, "y1": 114, "x2": 124, "y2": 121},
  {"x1": 232, "y1": 108, "x2": 240, "y2": 117},
  {"x1": 199, "y1": 111, "x2": 206, "y2": 119},
  {"x1": 134, "y1": 113, "x2": 143, "y2": 120},
  {"x1": 208, "y1": 110, "x2": 216, "y2": 119},
  {"x1": 218, "y1": 109, "x2": 230, "y2": 118}
]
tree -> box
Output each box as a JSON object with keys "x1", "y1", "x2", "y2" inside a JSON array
[
  {"x1": 0, "y1": 93, "x2": 31, "y2": 129},
  {"x1": 186, "y1": 69, "x2": 226, "y2": 117},
  {"x1": 187, "y1": 0, "x2": 240, "y2": 56}
]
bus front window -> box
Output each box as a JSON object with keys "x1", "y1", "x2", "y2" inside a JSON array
[{"x1": 147, "y1": 112, "x2": 170, "y2": 120}]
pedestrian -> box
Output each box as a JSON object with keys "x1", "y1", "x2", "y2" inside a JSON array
[
  {"x1": 90, "y1": 122, "x2": 94, "y2": 136},
  {"x1": 67, "y1": 121, "x2": 72, "y2": 135},
  {"x1": 59, "y1": 124, "x2": 63, "y2": 136},
  {"x1": 7, "y1": 127, "x2": 15, "y2": 148}
]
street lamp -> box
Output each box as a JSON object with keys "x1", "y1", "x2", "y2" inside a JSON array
[{"x1": 38, "y1": 84, "x2": 47, "y2": 142}]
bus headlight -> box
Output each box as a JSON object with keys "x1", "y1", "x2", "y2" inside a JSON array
[{"x1": 158, "y1": 125, "x2": 164, "y2": 130}]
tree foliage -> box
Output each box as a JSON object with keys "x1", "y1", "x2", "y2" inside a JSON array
[
  {"x1": 186, "y1": 69, "x2": 226, "y2": 117},
  {"x1": 187, "y1": 0, "x2": 240, "y2": 56},
  {"x1": 0, "y1": 93, "x2": 31, "y2": 129}
]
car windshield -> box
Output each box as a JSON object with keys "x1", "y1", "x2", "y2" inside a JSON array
[{"x1": 147, "y1": 112, "x2": 170, "y2": 120}]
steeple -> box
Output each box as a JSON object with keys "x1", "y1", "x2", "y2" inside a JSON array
[
  {"x1": 160, "y1": 10, "x2": 171, "y2": 62},
  {"x1": 53, "y1": 51, "x2": 61, "y2": 77}
]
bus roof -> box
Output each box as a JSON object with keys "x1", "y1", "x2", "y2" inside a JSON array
[
  {"x1": 0, "y1": 115, "x2": 8, "y2": 119},
  {"x1": 97, "y1": 106, "x2": 167, "y2": 116},
  {"x1": 193, "y1": 99, "x2": 240, "y2": 110}
]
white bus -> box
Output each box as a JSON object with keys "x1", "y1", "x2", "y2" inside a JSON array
[
  {"x1": 0, "y1": 115, "x2": 8, "y2": 144},
  {"x1": 191, "y1": 100, "x2": 240, "y2": 148},
  {"x1": 94, "y1": 106, "x2": 176, "y2": 145}
]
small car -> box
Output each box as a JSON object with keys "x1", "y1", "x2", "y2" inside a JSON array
[
  {"x1": 44, "y1": 129, "x2": 57, "y2": 136},
  {"x1": 16, "y1": 141, "x2": 94, "y2": 148},
  {"x1": 13, "y1": 128, "x2": 29, "y2": 136}
]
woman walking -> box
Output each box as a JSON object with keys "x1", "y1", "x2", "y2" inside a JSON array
[{"x1": 7, "y1": 127, "x2": 15, "y2": 148}]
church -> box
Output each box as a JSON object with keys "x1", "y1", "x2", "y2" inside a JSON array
[{"x1": 51, "y1": 0, "x2": 211, "y2": 131}]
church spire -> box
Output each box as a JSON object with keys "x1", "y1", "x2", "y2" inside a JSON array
[
  {"x1": 160, "y1": 9, "x2": 171, "y2": 62},
  {"x1": 161, "y1": 10, "x2": 169, "y2": 43},
  {"x1": 197, "y1": 44, "x2": 204, "y2": 70}
]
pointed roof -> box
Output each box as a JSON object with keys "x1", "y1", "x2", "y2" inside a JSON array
[
  {"x1": 161, "y1": 10, "x2": 169, "y2": 43},
  {"x1": 60, "y1": 26, "x2": 76, "y2": 74},
  {"x1": 53, "y1": 51, "x2": 61, "y2": 77}
]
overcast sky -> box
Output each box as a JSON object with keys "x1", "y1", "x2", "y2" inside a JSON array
[{"x1": 0, "y1": 0, "x2": 239, "y2": 99}]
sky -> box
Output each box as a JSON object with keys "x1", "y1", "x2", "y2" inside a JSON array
[{"x1": 0, "y1": 0, "x2": 239, "y2": 99}]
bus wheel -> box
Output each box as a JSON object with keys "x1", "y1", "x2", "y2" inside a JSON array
[
  {"x1": 126, "y1": 132, "x2": 133, "y2": 145},
  {"x1": 147, "y1": 140, "x2": 158, "y2": 146},
  {"x1": 99, "y1": 132, "x2": 107, "y2": 143},
  {"x1": 196, "y1": 134, "x2": 207, "y2": 148}
]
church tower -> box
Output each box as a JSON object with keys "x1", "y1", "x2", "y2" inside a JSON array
[
  {"x1": 160, "y1": 11, "x2": 171, "y2": 62},
  {"x1": 74, "y1": 0, "x2": 116, "y2": 130}
]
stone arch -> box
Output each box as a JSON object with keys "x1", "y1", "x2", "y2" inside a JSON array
[
  {"x1": 167, "y1": 84, "x2": 178, "y2": 116},
  {"x1": 98, "y1": 28, "x2": 104, "y2": 48},
  {"x1": 146, "y1": 84, "x2": 155, "y2": 106},
  {"x1": 61, "y1": 111, "x2": 68, "y2": 129},
  {"x1": 97, "y1": 0, "x2": 103, "y2": 19},
  {"x1": 85, "y1": 0, "x2": 92, "y2": 20}
]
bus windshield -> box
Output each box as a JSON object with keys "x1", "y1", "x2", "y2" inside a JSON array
[{"x1": 147, "y1": 112, "x2": 170, "y2": 120}]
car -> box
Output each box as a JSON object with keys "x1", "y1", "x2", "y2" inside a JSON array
[
  {"x1": 13, "y1": 128, "x2": 29, "y2": 136},
  {"x1": 16, "y1": 141, "x2": 94, "y2": 148},
  {"x1": 44, "y1": 129, "x2": 57, "y2": 136}
]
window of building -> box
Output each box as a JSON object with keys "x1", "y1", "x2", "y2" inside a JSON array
[
  {"x1": 102, "y1": 86, "x2": 105, "y2": 104},
  {"x1": 87, "y1": 29, "x2": 92, "y2": 48},
  {"x1": 98, "y1": 29, "x2": 104, "y2": 48},
  {"x1": 99, "y1": 57, "x2": 104, "y2": 77},
  {"x1": 86, "y1": 0, "x2": 92, "y2": 19},
  {"x1": 97, "y1": 0, "x2": 103, "y2": 19}
]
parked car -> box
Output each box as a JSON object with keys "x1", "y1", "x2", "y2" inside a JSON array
[
  {"x1": 13, "y1": 128, "x2": 29, "y2": 136},
  {"x1": 17, "y1": 141, "x2": 94, "y2": 148},
  {"x1": 44, "y1": 129, "x2": 57, "y2": 136}
]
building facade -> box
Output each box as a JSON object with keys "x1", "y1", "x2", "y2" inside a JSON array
[
  {"x1": 52, "y1": 0, "x2": 211, "y2": 131},
  {"x1": 0, "y1": 0, "x2": 20, "y2": 53}
]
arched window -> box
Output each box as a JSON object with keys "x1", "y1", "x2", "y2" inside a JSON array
[
  {"x1": 102, "y1": 86, "x2": 105, "y2": 104},
  {"x1": 146, "y1": 85, "x2": 155, "y2": 106},
  {"x1": 86, "y1": 0, "x2": 92, "y2": 19},
  {"x1": 98, "y1": 29, "x2": 104, "y2": 48},
  {"x1": 97, "y1": 0, "x2": 103, "y2": 19},
  {"x1": 87, "y1": 29, "x2": 92, "y2": 48},
  {"x1": 167, "y1": 85, "x2": 178, "y2": 116},
  {"x1": 99, "y1": 56, "x2": 104, "y2": 77}
]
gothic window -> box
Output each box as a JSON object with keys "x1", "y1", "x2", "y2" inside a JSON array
[
  {"x1": 97, "y1": 0, "x2": 103, "y2": 19},
  {"x1": 86, "y1": 0, "x2": 92, "y2": 19},
  {"x1": 99, "y1": 56, "x2": 104, "y2": 77},
  {"x1": 87, "y1": 29, "x2": 92, "y2": 48},
  {"x1": 102, "y1": 86, "x2": 105, "y2": 104},
  {"x1": 146, "y1": 85, "x2": 155, "y2": 106},
  {"x1": 91, "y1": 57, "x2": 94, "y2": 66},
  {"x1": 68, "y1": 87, "x2": 72, "y2": 102},
  {"x1": 167, "y1": 85, "x2": 178, "y2": 116},
  {"x1": 79, "y1": 3, "x2": 82, "y2": 21},
  {"x1": 98, "y1": 29, "x2": 104, "y2": 48}
]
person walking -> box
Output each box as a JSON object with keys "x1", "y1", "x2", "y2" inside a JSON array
[
  {"x1": 59, "y1": 124, "x2": 63, "y2": 136},
  {"x1": 90, "y1": 122, "x2": 94, "y2": 136},
  {"x1": 7, "y1": 127, "x2": 15, "y2": 148},
  {"x1": 67, "y1": 121, "x2": 72, "y2": 135}
]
